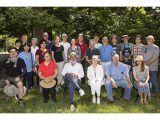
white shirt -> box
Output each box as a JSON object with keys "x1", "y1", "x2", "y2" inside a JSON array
[
  {"x1": 62, "y1": 62, "x2": 84, "y2": 79},
  {"x1": 60, "y1": 42, "x2": 70, "y2": 61},
  {"x1": 31, "y1": 46, "x2": 39, "y2": 64},
  {"x1": 87, "y1": 64, "x2": 104, "y2": 85}
]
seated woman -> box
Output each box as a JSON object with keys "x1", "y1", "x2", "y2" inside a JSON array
[
  {"x1": 133, "y1": 55, "x2": 150, "y2": 105},
  {"x1": 38, "y1": 51, "x2": 58, "y2": 103},
  {"x1": 87, "y1": 55, "x2": 104, "y2": 104}
]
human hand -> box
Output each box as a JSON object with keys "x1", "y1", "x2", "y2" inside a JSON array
[
  {"x1": 128, "y1": 81, "x2": 132, "y2": 88},
  {"x1": 95, "y1": 80, "x2": 99, "y2": 83},
  {"x1": 112, "y1": 80, "x2": 117, "y2": 88},
  {"x1": 139, "y1": 82, "x2": 144, "y2": 87},
  {"x1": 5, "y1": 80, "x2": 10, "y2": 85}
]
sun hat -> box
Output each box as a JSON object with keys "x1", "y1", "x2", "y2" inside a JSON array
[
  {"x1": 62, "y1": 33, "x2": 67, "y2": 37},
  {"x1": 40, "y1": 77, "x2": 56, "y2": 88},
  {"x1": 4, "y1": 85, "x2": 18, "y2": 97},
  {"x1": 135, "y1": 55, "x2": 144, "y2": 61},
  {"x1": 92, "y1": 55, "x2": 100, "y2": 61},
  {"x1": 70, "y1": 52, "x2": 77, "y2": 58}
]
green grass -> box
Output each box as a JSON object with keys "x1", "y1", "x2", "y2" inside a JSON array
[{"x1": 0, "y1": 83, "x2": 160, "y2": 113}]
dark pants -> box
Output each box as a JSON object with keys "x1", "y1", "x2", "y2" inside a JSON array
[
  {"x1": 32, "y1": 72, "x2": 39, "y2": 87},
  {"x1": 81, "y1": 59, "x2": 87, "y2": 84},
  {"x1": 42, "y1": 87, "x2": 56, "y2": 102},
  {"x1": 64, "y1": 73, "x2": 82, "y2": 105},
  {"x1": 149, "y1": 71, "x2": 158, "y2": 95},
  {"x1": 23, "y1": 72, "x2": 33, "y2": 89}
]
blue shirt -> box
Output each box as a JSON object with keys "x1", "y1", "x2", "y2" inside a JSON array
[
  {"x1": 105, "y1": 62, "x2": 129, "y2": 81},
  {"x1": 99, "y1": 45, "x2": 114, "y2": 62},
  {"x1": 47, "y1": 40, "x2": 53, "y2": 51},
  {"x1": 18, "y1": 52, "x2": 34, "y2": 72}
]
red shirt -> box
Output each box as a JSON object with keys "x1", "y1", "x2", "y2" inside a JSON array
[
  {"x1": 36, "y1": 49, "x2": 50, "y2": 64},
  {"x1": 38, "y1": 61, "x2": 57, "y2": 77},
  {"x1": 76, "y1": 40, "x2": 87, "y2": 58}
]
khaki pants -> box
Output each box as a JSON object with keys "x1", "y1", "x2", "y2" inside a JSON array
[{"x1": 56, "y1": 61, "x2": 65, "y2": 84}]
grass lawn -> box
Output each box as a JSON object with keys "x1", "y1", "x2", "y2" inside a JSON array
[{"x1": 0, "y1": 82, "x2": 160, "y2": 113}]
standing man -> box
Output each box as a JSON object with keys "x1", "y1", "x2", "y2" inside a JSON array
[
  {"x1": 142, "y1": 35, "x2": 159, "y2": 97},
  {"x1": 2, "y1": 47, "x2": 27, "y2": 106},
  {"x1": 60, "y1": 33, "x2": 70, "y2": 62},
  {"x1": 133, "y1": 35, "x2": 144, "y2": 64},
  {"x1": 99, "y1": 36, "x2": 114, "y2": 71},
  {"x1": 105, "y1": 54, "x2": 132, "y2": 102},
  {"x1": 42, "y1": 32, "x2": 53, "y2": 51}
]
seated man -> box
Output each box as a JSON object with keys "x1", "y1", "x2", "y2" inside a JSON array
[
  {"x1": 0, "y1": 47, "x2": 26, "y2": 106},
  {"x1": 105, "y1": 53, "x2": 132, "y2": 102},
  {"x1": 62, "y1": 52, "x2": 85, "y2": 112}
]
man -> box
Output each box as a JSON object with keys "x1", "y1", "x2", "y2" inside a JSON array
[
  {"x1": 93, "y1": 34, "x2": 102, "y2": 49},
  {"x1": 86, "y1": 39, "x2": 100, "y2": 66},
  {"x1": 62, "y1": 52, "x2": 85, "y2": 112},
  {"x1": 105, "y1": 54, "x2": 132, "y2": 102},
  {"x1": 99, "y1": 36, "x2": 114, "y2": 71},
  {"x1": 111, "y1": 35, "x2": 122, "y2": 61},
  {"x1": 60, "y1": 33, "x2": 70, "y2": 62},
  {"x1": 42, "y1": 32, "x2": 53, "y2": 51},
  {"x1": 142, "y1": 35, "x2": 159, "y2": 96},
  {"x1": 133, "y1": 35, "x2": 144, "y2": 64},
  {"x1": 120, "y1": 35, "x2": 134, "y2": 66},
  {"x1": 1, "y1": 47, "x2": 27, "y2": 106}
]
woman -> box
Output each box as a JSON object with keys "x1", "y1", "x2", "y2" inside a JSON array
[
  {"x1": 51, "y1": 36, "x2": 65, "y2": 91},
  {"x1": 87, "y1": 55, "x2": 104, "y2": 104},
  {"x1": 35, "y1": 40, "x2": 50, "y2": 85},
  {"x1": 67, "y1": 38, "x2": 81, "y2": 63},
  {"x1": 133, "y1": 55, "x2": 150, "y2": 105},
  {"x1": 18, "y1": 42, "x2": 34, "y2": 93},
  {"x1": 38, "y1": 51, "x2": 58, "y2": 103}
]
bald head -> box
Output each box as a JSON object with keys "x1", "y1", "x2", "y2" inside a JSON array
[{"x1": 112, "y1": 54, "x2": 119, "y2": 65}]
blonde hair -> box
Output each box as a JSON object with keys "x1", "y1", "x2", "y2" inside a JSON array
[{"x1": 146, "y1": 35, "x2": 155, "y2": 42}]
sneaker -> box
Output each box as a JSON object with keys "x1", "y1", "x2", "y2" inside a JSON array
[
  {"x1": 23, "y1": 86, "x2": 27, "y2": 96},
  {"x1": 79, "y1": 89, "x2": 85, "y2": 97},
  {"x1": 19, "y1": 100, "x2": 24, "y2": 107},
  {"x1": 15, "y1": 94, "x2": 19, "y2": 101},
  {"x1": 70, "y1": 104, "x2": 76, "y2": 112},
  {"x1": 97, "y1": 97, "x2": 100, "y2": 104},
  {"x1": 92, "y1": 96, "x2": 96, "y2": 104}
]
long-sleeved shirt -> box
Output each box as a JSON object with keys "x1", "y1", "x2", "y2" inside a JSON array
[
  {"x1": 87, "y1": 64, "x2": 104, "y2": 85},
  {"x1": 62, "y1": 62, "x2": 84, "y2": 79}
]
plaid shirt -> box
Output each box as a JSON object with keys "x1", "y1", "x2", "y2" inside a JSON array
[{"x1": 133, "y1": 44, "x2": 144, "y2": 61}]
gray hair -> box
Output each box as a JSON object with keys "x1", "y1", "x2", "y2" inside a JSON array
[{"x1": 32, "y1": 37, "x2": 38, "y2": 42}]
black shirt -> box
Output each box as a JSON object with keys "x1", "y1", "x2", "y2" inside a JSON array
[
  {"x1": 51, "y1": 45, "x2": 64, "y2": 62},
  {"x1": 86, "y1": 48, "x2": 100, "y2": 60},
  {"x1": 5, "y1": 58, "x2": 26, "y2": 77},
  {"x1": 111, "y1": 44, "x2": 122, "y2": 56}
]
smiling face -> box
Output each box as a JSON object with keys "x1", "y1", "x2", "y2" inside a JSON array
[
  {"x1": 43, "y1": 32, "x2": 49, "y2": 41},
  {"x1": 24, "y1": 45, "x2": 30, "y2": 52},
  {"x1": 44, "y1": 52, "x2": 51, "y2": 62},
  {"x1": 135, "y1": 37, "x2": 141, "y2": 44},
  {"x1": 54, "y1": 36, "x2": 60, "y2": 44},
  {"x1": 10, "y1": 49, "x2": 17, "y2": 58},
  {"x1": 146, "y1": 35, "x2": 154, "y2": 45},
  {"x1": 112, "y1": 54, "x2": 119, "y2": 65},
  {"x1": 111, "y1": 37, "x2": 117, "y2": 44},
  {"x1": 102, "y1": 36, "x2": 108, "y2": 45},
  {"x1": 71, "y1": 38, "x2": 76, "y2": 46}
]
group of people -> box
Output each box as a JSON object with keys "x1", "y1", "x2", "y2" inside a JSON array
[{"x1": 0, "y1": 32, "x2": 159, "y2": 112}]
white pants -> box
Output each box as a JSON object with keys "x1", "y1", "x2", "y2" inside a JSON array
[
  {"x1": 56, "y1": 61, "x2": 65, "y2": 84},
  {"x1": 100, "y1": 61, "x2": 110, "y2": 85},
  {"x1": 90, "y1": 83, "x2": 101, "y2": 96}
]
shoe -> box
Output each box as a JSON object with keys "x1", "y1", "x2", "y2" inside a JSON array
[
  {"x1": 15, "y1": 94, "x2": 19, "y2": 101},
  {"x1": 79, "y1": 89, "x2": 85, "y2": 97},
  {"x1": 97, "y1": 97, "x2": 100, "y2": 104},
  {"x1": 92, "y1": 96, "x2": 96, "y2": 104},
  {"x1": 70, "y1": 104, "x2": 76, "y2": 112},
  {"x1": 19, "y1": 100, "x2": 24, "y2": 107},
  {"x1": 23, "y1": 86, "x2": 27, "y2": 96}
]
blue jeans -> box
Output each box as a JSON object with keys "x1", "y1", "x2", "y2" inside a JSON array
[
  {"x1": 149, "y1": 71, "x2": 158, "y2": 95},
  {"x1": 64, "y1": 73, "x2": 82, "y2": 105},
  {"x1": 105, "y1": 79, "x2": 132, "y2": 101}
]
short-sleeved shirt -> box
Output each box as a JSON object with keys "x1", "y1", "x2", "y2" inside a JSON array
[
  {"x1": 99, "y1": 45, "x2": 114, "y2": 62},
  {"x1": 76, "y1": 41, "x2": 87, "y2": 59},
  {"x1": 60, "y1": 42, "x2": 70, "y2": 60},
  {"x1": 133, "y1": 44, "x2": 144, "y2": 61},
  {"x1": 86, "y1": 48, "x2": 100, "y2": 60},
  {"x1": 95, "y1": 43, "x2": 102, "y2": 49},
  {"x1": 111, "y1": 44, "x2": 122, "y2": 56},
  {"x1": 51, "y1": 45, "x2": 64, "y2": 62},
  {"x1": 36, "y1": 49, "x2": 50, "y2": 64},
  {"x1": 142, "y1": 44, "x2": 159, "y2": 71},
  {"x1": 105, "y1": 62, "x2": 129, "y2": 81},
  {"x1": 5, "y1": 58, "x2": 26, "y2": 77},
  {"x1": 38, "y1": 61, "x2": 57, "y2": 77}
]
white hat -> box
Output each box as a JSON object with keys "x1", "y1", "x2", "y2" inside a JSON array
[
  {"x1": 92, "y1": 55, "x2": 100, "y2": 61},
  {"x1": 4, "y1": 85, "x2": 18, "y2": 97}
]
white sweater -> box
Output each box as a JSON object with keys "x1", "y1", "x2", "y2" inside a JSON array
[{"x1": 87, "y1": 64, "x2": 104, "y2": 85}]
